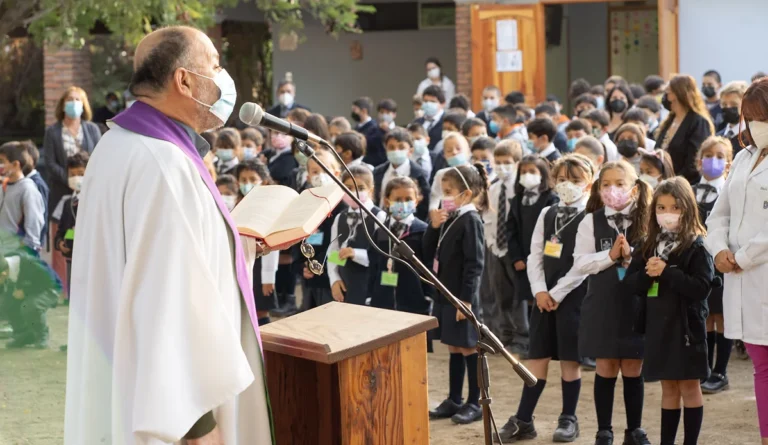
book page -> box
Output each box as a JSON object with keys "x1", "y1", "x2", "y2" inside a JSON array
[
  {"x1": 267, "y1": 184, "x2": 344, "y2": 236},
  {"x1": 232, "y1": 185, "x2": 298, "y2": 237}
]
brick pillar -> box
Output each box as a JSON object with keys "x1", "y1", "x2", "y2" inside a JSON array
[
  {"x1": 455, "y1": 3, "x2": 473, "y2": 103},
  {"x1": 43, "y1": 45, "x2": 92, "y2": 126}
]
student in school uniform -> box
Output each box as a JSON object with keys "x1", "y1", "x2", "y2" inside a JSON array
[
  {"x1": 235, "y1": 161, "x2": 280, "y2": 325},
  {"x1": 573, "y1": 136, "x2": 606, "y2": 171},
  {"x1": 586, "y1": 109, "x2": 620, "y2": 162},
  {"x1": 240, "y1": 127, "x2": 263, "y2": 162},
  {"x1": 507, "y1": 156, "x2": 559, "y2": 306},
  {"x1": 413, "y1": 85, "x2": 447, "y2": 151},
  {"x1": 484, "y1": 140, "x2": 528, "y2": 355},
  {"x1": 377, "y1": 98, "x2": 398, "y2": 133},
  {"x1": 573, "y1": 160, "x2": 654, "y2": 445},
  {"x1": 267, "y1": 127, "x2": 299, "y2": 188},
  {"x1": 216, "y1": 174, "x2": 239, "y2": 212},
  {"x1": 498, "y1": 154, "x2": 595, "y2": 443},
  {"x1": 715, "y1": 81, "x2": 749, "y2": 157},
  {"x1": 534, "y1": 103, "x2": 569, "y2": 153},
  {"x1": 429, "y1": 133, "x2": 472, "y2": 212},
  {"x1": 627, "y1": 177, "x2": 713, "y2": 445},
  {"x1": 334, "y1": 131, "x2": 373, "y2": 171},
  {"x1": 639, "y1": 150, "x2": 675, "y2": 190},
  {"x1": 213, "y1": 128, "x2": 242, "y2": 176},
  {"x1": 373, "y1": 128, "x2": 431, "y2": 221},
  {"x1": 369, "y1": 176, "x2": 431, "y2": 315},
  {"x1": 614, "y1": 123, "x2": 648, "y2": 174},
  {"x1": 565, "y1": 119, "x2": 592, "y2": 153},
  {"x1": 329, "y1": 117, "x2": 352, "y2": 144},
  {"x1": 692, "y1": 136, "x2": 734, "y2": 394},
  {"x1": 406, "y1": 123, "x2": 432, "y2": 179},
  {"x1": 491, "y1": 104, "x2": 529, "y2": 147},
  {"x1": 424, "y1": 163, "x2": 488, "y2": 425},
  {"x1": 351, "y1": 97, "x2": 386, "y2": 167},
  {"x1": 301, "y1": 148, "x2": 347, "y2": 309},
  {"x1": 605, "y1": 84, "x2": 635, "y2": 139},
  {"x1": 328, "y1": 166, "x2": 386, "y2": 305},
  {"x1": 622, "y1": 108, "x2": 657, "y2": 150},
  {"x1": 527, "y1": 118, "x2": 562, "y2": 164},
  {"x1": 470, "y1": 137, "x2": 495, "y2": 181},
  {"x1": 429, "y1": 112, "x2": 467, "y2": 182},
  {"x1": 476, "y1": 85, "x2": 502, "y2": 137},
  {"x1": 573, "y1": 93, "x2": 598, "y2": 119},
  {"x1": 702, "y1": 70, "x2": 725, "y2": 131}
]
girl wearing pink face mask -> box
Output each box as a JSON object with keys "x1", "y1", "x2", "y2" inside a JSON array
[
  {"x1": 627, "y1": 177, "x2": 712, "y2": 445},
  {"x1": 327, "y1": 166, "x2": 387, "y2": 305},
  {"x1": 572, "y1": 160, "x2": 654, "y2": 445}
]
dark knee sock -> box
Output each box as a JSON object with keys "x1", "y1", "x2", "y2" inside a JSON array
[
  {"x1": 561, "y1": 378, "x2": 581, "y2": 417},
  {"x1": 706, "y1": 331, "x2": 716, "y2": 370},
  {"x1": 516, "y1": 379, "x2": 546, "y2": 422},
  {"x1": 623, "y1": 376, "x2": 644, "y2": 430},
  {"x1": 257, "y1": 317, "x2": 271, "y2": 325},
  {"x1": 594, "y1": 375, "x2": 617, "y2": 432},
  {"x1": 683, "y1": 406, "x2": 703, "y2": 445},
  {"x1": 448, "y1": 353, "x2": 466, "y2": 404},
  {"x1": 713, "y1": 333, "x2": 733, "y2": 376},
  {"x1": 465, "y1": 353, "x2": 480, "y2": 406},
  {"x1": 661, "y1": 408, "x2": 681, "y2": 445}
]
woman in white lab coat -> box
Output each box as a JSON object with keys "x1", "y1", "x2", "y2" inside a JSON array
[{"x1": 705, "y1": 78, "x2": 768, "y2": 445}]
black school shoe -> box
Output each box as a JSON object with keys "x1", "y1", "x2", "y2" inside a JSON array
[
  {"x1": 497, "y1": 415, "x2": 537, "y2": 442},
  {"x1": 622, "y1": 428, "x2": 651, "y2": 445},
  {"x1": 553, "y1": 415, "x2": 579, "y2": 442},
  {"x1": 429, "y1": 398, "x2": 462, "y2": 419},
  {"x1": 581, "y1": 357, "x2": 597, "y2": 370},
  {"x1": 595, "y1": 429, "x2": 614, "y2": 445},
  {"x1": 451, "y1": 403, "x2": 483, "y2": 424},
  {"x1": 701, "y1": 373, "x2": 730, "y2": 394}
]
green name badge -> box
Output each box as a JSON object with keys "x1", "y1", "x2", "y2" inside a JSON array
[
  {"x1": 328, "y1": 251, "x2": 347, "y2": 266},
  {"x1": 648, "y1": 281, "x2": 659, "y2": 298},
  {"x1": 64, "y1": 229, "x2": 75, "y2": 241},
  {"x1": 381, "y1": 272, "x2": 399, "y2": 287}
]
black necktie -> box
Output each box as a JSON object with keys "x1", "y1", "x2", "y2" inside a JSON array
[
  {"x1": 725, "y1": 129, "x2": 735, "y2": 138},
  {"x1": 607, "y1": 213, "x2": 628, "y2": 231},
  {"x1": 695, "y1": 183, "x2": 717, "y2": 204},
  {"x1": 496, "y1": 183, "x2": 509, "y2": 250},
  {"x1": 391, "y1": 221, "x2": 408, "y2": 238},
  {"x1": 523, "y1": 190, "x2": 538, "y2": 206},
  {"x1": 556, "y1": 206, "x2": 579, "y2": 228},
  {"x1": 658, "y1": 232, "x2": 677, "y2": 260}
]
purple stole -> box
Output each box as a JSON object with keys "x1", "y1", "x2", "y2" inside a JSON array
[{"x1": 112, "y1": 102, "x2": 263, "y2": 350}]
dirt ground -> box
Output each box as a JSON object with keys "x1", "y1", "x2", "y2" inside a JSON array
[{"x1": 0, "y1": 305, "x2": 761, "y2": 444}]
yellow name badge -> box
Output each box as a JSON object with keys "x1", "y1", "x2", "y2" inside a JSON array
[
  {"x1": 381, "y1": 272, "x2": 399, "y2": 287},
  {"x1": 648, "y1": 281, "x2": 659, "y2": 297},
  {"x1": 327, "y1": 251, "x2": 347, "y2": 266},
  {"x1": 544, "y1": 240, "x2": 563, "y2": 258}
]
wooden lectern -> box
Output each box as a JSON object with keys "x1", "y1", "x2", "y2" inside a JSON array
[{"x1": 260, "y1": 302, "x2": 439, "y2": 444}]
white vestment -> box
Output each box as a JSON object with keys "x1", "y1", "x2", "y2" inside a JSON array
[{"x1": 64, "y1": 124, "x2": 272, "y2": 444}]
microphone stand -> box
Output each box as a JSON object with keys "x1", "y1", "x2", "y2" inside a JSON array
[{"x1": 295, "y1": 140, "x2": 538, "y2": 445}]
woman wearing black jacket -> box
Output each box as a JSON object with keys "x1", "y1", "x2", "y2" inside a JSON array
[{"x1": 655, "y1": 75, "x2": 714, "y2": 184}]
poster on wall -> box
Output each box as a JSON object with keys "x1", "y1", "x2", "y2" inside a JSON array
[
  {"x1": 609, "y1": 9, "x2": 659, "y2": 84},
  {"x1": 496, "y1": 19, "x2": 518, "y2": 51},
  {"x1": 496, "y1": 50, "x2": 523, "y2": 72}
]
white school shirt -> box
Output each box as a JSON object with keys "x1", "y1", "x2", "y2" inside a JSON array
[
  {"x1": 722, "y1": 122, "x2": 743, "y2": 139},
  {"x1": 527, "y1": 195, "x2": 590, "y2": 303},
  {"x1": 645, "y1": 137, "x2": 657, "y2": 150},
  {"x1": 696, "y1": 175, "x2": 726, "y2": 204},
  {"x1": 349, "y1": 157, "x2": 374, "y2": 171},
  {"x1": 259, "y1": 250, "x2": 279, "y2": 285},
  {"x1": 600, "y1": 133, "x2": 620, "y2": 162},
  {"x1": 327, "y1": 200, "x2": 387, "y2": 285},
  {"x1": 539, "y1": 143, "x2": 557, "y2": 159},
  {"x1": 411, "y1": 150, "x2": 432, "y2": 180},
  {"x1": 572, "y1": 202, "x2": 635, "y2": 276},
  {"x1": 379, "y1": 161, "x2": 411, "y2": 209},
  {"x1": 705, "y1": 147, "x2": 768, "y2": 345},
  {"x1": 484, "y1": 174, "x2": 517, "y2": 257}
]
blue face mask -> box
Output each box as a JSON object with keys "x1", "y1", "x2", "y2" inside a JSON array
[
  {"x1": 422, "y1": 101, "x2": 439, "y2": 118},
  {"x1": 489, "y1": 121, "x2": 500, "y2": 134},
  {"x1": 413, "y1": 139, "x2": 428, "y2": 156},
  {"x1": 243, "y1": 147, "x2": 257, "y2": 160},
  {"x1": 387, "y1": 149, "x2": 409, "y2": 166},
  {"x1": 446, "y1": 152, "x2": 467, "y2": 167},
  {"x1": 64, "y1": 100, "x2": 84, "y2": 119},
  {"x1": 526, "y1": 140, "x2": 536, "y2": 152},
  {"x1": 217, "y1": 148, "x2": 235, "y2": 162},
  {"x1": 390, "y1": 200, "x2": 417, "y2": 221},
  {"x1": 240, "y1": 183, "x2": 255, "y2": 196},
  {"x1": 188, "y1": 68, "x2": 237, "y2": 124},
  {"x1": 566, "y1": 138, "x2": 578, "y2": 152},
  {"x1": 479, "y1": 159, "x2": 492, "y2": 175}
]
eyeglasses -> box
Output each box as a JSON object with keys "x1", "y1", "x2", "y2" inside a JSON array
[{"x1": 300, "y1": 234, "x2": 342, "y2": 276}]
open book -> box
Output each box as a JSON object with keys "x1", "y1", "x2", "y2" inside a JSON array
[{"x1": 232, "y1": 183, "x2": 345, "y2": 248}]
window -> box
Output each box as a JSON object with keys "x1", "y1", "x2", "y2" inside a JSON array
[{"x1": 420, "y1": 3, "x2": 455, "y2": 29}]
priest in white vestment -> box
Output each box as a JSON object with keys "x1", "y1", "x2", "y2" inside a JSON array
[{"x1": 64, "y1": 26, "x2": 273, "y2": 445}]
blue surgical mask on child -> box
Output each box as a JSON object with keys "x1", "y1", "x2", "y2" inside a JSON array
[
  {"x1": 446, "y1": 152, "x2": 467, "y2": 167},
  {"x1": 240, "y1": 182, "x2": 260, "y2": 195},
  {"x1": 217, "y1": 149, "x2": 235, "y2": 162},
  {"x1": 413, "y1": 139, "x2": 428, "y2": 156},
  {"x1": 243, "y1": 148, "x2": 257, "y2": 160},
  {"x1": 567, "y1": 138, "x2": 578, "y2": 152},
  {"x1": 390, "y1": 201, "x2": 416, "y2": 220},
  {"x1": 489, "y1": 121, "x2": 500, "y2": 134},
  {"x1": 387, "y1": 149, "x2": 409, "y2": 166},
  {"x1": 422, "y1": 101, "x2": 439, "y2": 118}
]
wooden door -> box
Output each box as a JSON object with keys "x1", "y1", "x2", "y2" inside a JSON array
[
  {"x1": 657, "y1": 0, "x2": 679, "y2": 79},
  {"x1": 470, "y1": 3, "x2": 546, "y2": 110}
]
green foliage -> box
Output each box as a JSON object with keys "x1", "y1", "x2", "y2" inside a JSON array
[{"x1": 4, "y1": 0, "x2": 374, "y2": 48}]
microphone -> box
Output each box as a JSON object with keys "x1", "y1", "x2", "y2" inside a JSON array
[{"x1": 239, "y1": 102, "x2": 324, "y2": 145}]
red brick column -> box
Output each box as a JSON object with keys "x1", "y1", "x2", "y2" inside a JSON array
[
  {"x1": 43, "y1": 45, "x2": 92, "y2": 126},
  {"x1": 455, "y1": 3, "x2": 473, "y2": 103}
]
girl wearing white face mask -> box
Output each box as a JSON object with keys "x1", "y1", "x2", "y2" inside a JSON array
[
  {"x1": 705, "y1": 79, "x2": 768, "y2": 445},
  {"x1": 415, "y1": 57, "x2": 456, "y2": 103},
  {"x1": 627, "y1": 177, "x2": 711, "y2": 445}
]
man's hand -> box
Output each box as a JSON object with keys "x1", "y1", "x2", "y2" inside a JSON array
[
  {"x1": 184, "y1": 426, "x2": 224, "y2": 445},
  {"x1": 429, "y1": 209, "x2": 448, "y2": 228},
  {"x1": 715, "y1": 249, "x2": 737, "y2": 274},
  {"x1": 331, "y1": 280, "x2": 346, "y2": 302},
  {"x1": 261, "y1": 283, "x2": 274, "y2": 296},
  {"x1": 514, "y1": 260, "x2": 526, "y2": 271},
  {"x1": 339, "y1": 247, "x2": 355, "y2": 260}
]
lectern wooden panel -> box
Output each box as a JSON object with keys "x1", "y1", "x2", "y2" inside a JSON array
[{"x1": 261, "y1": 302, "x2": 438, "y2": 445}]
